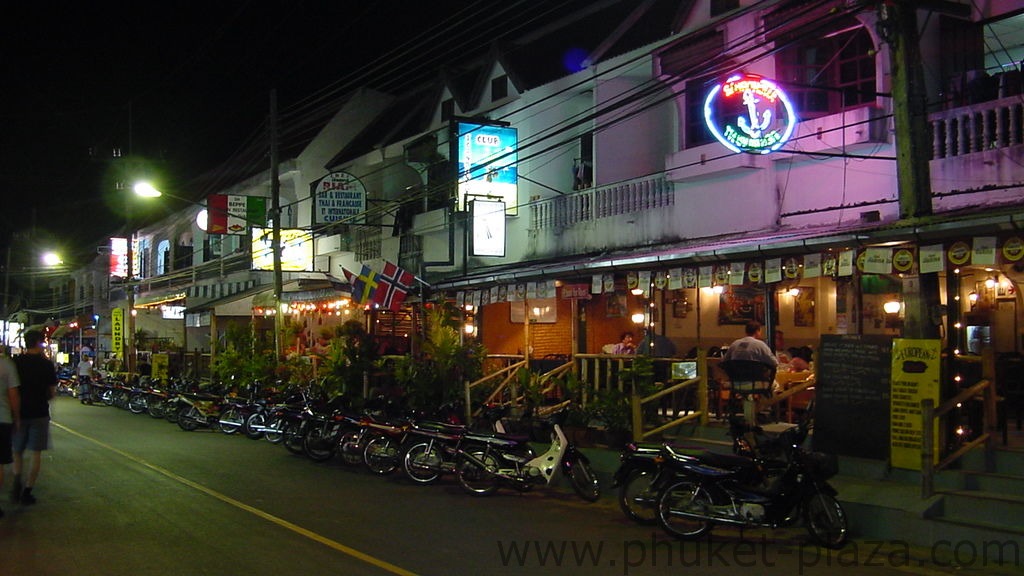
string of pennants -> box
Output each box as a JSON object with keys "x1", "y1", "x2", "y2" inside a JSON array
[{"x1": 452, "y1": 235, "x2": 1024, "y2": 306}]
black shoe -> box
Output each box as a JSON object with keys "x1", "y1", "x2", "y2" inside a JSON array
[{"x1": 19, "y1": 489, "x2": 35, "y2": 505}]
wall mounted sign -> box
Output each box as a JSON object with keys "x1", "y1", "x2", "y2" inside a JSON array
[
  {"x1": 312, "y1": 171, "x2": 366, "y2": 225},
  {"x1": 704, "y1": 73, "x2": 796, "y2": 154}
]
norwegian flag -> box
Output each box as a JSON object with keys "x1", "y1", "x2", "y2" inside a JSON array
[{"x1": 373, "y1": 261, "x2": 416, "y2": 311}]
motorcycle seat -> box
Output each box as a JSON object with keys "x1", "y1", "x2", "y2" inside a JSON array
[{"x1": 662, "y1": 444, "x2": 757, "y2": 472}]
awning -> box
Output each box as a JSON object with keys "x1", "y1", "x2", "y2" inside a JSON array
[
  {"x1": 432, "y1": 205, "x2": 1024, "y2": 289},
  {"x1": 134, "y1": 290, "x2": 188, "y2": 308}
]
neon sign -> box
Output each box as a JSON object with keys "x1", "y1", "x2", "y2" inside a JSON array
[{"x1": 704, "y1": 74, "x2": 796, "y2": 154}]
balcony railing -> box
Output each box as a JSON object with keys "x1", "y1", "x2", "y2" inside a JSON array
[
  {"x1": 530, "y1": 175, "x2": 673, "y2": 231},
  {"x1": 930, "y1": 95, "x2": 1024, "y2": 159}
]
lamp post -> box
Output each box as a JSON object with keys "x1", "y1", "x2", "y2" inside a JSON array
[{"x1": 124, "y1": 182, "x2": 162, "y2": 379}]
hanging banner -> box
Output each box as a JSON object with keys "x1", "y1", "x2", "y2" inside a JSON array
[
  {"x1": 111, "y1": 308, "x2": 124, "y2": 360},
  {"x1": 152, "y1": 353, "x2": 169, "y2": 381},
  {"x1": 919, "y1": 244, "x2": 945, "y2": 274},
  {"x1": 638, "y1": 271, "x2": 651, "y2": 296},
  {"x1": 682, "y1": 268, "x2": 698, "y2": 289},
  {"x1": 602, "y1": 274, "x2": 615, "y2": 294},
  {"x1": 489, "y1": 286, "x2": 500, "y2": 305},
  {"x1": 1002, "y1": 236, "x2": 1024, "y2": 262},
  {"x1": 947, "y1": 240, "x2": 971, "y2": 267},
  {"x1": 591, "y1": 275, "x2": 603, "y2": 294},
  {"x1": 536, "y1": 280, "x2": 554, "y2": 299},
  {"x1": 654, "y1": 271, "x2": 668, "y2": 290},
  {"x1": 892, "y1": 247, "x2": 915, "y2": 273},
  {"x1": 838, "y1": 250, "x2": 854, "y2": 277},
  {"x1": 698, "y1": 266, "x2": 713, "y2": 288},
  {"x1": 765, "y1": 258, "x2": 782, "y2": 284},
  {"x1": 729, "y1": 262, "x2": 745, "y2": 285},
  {"x1": 803, "y1": 253, "x2": 821, "y2": 278},
  {"x1": 668, "y1": 268, "x2": 683, "y2": 290},
  {"x1": 890, "y1": 339, "x2": 942, "y2": 470},
  {"x1": 863, "y1": 247, "x2": 893, "y2": 275},
  {"x1": 561, "y1": 283, "x2": 591, "y2": 300},
  {"x1": 626, "y1": 272, "x2": 639, "y2": 292},
  {"x1": 747, "y1": 262, "x2": 763, "y2": 284},
  {"x1": 972, "y1": 236, "x2": 997, "y2": 266}
]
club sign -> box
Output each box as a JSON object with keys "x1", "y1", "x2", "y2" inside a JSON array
[{"x1": 704, "y1": 73, "x2": 796, "y2": 154}]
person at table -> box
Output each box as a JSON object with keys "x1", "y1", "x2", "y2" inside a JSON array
[
  {"x1": 723, "y1": 321, "x2": 778, "y2": 369},
  {"x1": 612, "y1": 331, "x2": 636, "y2": 354}
]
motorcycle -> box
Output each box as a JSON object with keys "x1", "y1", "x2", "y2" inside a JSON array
[
  {"x1": 654, "y1": 418, "x2": 848, "y2": 548},
  {"x1": 613, "y1": 416, "x2": 787, "y2": 524},
  {"x1": 400, "y1": 402, "x2": 514, "y2": 484},
  {"x1": 454, "y1": 402, "x2": 601, "y2": 502},
  {"x1": 176, "y1": 392, "x2": 228, "y2": 431}
]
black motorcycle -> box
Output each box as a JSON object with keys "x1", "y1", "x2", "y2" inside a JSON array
[
  {"x1": 655, "y1": 419, "x2": 847, "y2": 548},
  {"x1": 613, "y1": 416, "x2": 788, "y2": 524}
]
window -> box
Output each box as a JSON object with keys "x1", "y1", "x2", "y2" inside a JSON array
[
  {"x1": 574, "y1": 133, "x2": 593, "y2": 190},
  {"x1": 685, "y1": 76, "x2": 716, "y2": 148},
  {"x1": 776, "y1": 20, "x2": 876, "y2": 118},
  {"x1": 491, "y1": 75, "x2": 509, "y2": 101},
  {"x1": 156, "y1": 240, "x2": 171, "y2": 275},
  {"x1": 441, "y1": 98, "x2": 455, "y2": 122}
]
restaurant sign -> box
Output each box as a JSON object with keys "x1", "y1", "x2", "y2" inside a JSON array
[{"x1": 704, "y1": 73, "x2": 796, "y2": 154}]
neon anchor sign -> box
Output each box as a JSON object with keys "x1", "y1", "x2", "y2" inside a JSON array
[{"x1": 704, "y1": 73, "x2": 796, "y2": 154}]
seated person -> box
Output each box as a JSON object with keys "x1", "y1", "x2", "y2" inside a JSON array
[
  {"x1": 611, "y1": 331, "x2": 636, "y2": 355},
  {"x1": 723, "y1": 321, "x2": 778, "y2": 369}
]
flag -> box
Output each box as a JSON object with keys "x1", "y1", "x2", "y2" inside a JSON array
[
  {"x1": 373, "y1": 261, "x2": 416, "y2": 311},
  {"x1": 206, "y1": 194, "x2": 267, "y2": 235},
  {"x1": 345, "y1": 265, "x2": 379, "y2": 305}
]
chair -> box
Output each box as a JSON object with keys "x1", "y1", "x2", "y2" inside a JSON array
[
  {"x1": 720, "y1": 360, "x2": 776, "y2": 423},
  {"x1": 720, "y1": 360, "x2": 776, "y2": 395}
]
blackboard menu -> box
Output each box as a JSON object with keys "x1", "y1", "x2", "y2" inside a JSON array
[{"x1": 813, "y1": 334, "x2": 892, "y2": 460}]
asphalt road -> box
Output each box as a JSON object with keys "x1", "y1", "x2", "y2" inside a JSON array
[{"x1": 0, "y1": 397, "x2": 1015, "y2": 576}]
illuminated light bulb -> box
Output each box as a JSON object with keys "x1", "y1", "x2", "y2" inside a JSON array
[
  {"x1": 787, "y1": 287, "x2": 801, "y2": 297},
  {"x1": 883, "y1": 300, "x2": 902, "y2": 314},
  {"x1": 953, "y1": 322, "x2": 962, "y2": 329},
  {"x1": 631, "y1": 313, "x2": 646, "y2": 324}
]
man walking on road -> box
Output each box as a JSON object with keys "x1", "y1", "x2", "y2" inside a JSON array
[
  {"x1": 11, "y1": 330, "x2": 57, "y2": 505},
  {"x1": 0, "y1": 347, "x2": 20, "y2": 518}
]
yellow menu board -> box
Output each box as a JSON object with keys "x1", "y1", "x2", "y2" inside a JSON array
[{"x1": 890, "y1": 339, "x2": 941, "y2": 470}]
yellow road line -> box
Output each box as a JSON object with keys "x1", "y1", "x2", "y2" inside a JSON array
[{"x1": 54, "y1": 422, "x2": 418, "y2": 576}]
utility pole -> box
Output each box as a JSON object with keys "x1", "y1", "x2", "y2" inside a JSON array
[
  {"x1": 270, "y1": 90, "x2": 284, "y2": 363},
  {"x1": 882, "y1": 0, "x2": 940, "y2": 339}
]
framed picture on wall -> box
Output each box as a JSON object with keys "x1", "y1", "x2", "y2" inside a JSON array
[
  {"x1": 794, "y1": 287, "x2": 816, "y2": 327},
  {"x1": 718, "y1": 286, "x2": 765, "y2": 325},
  {"x1": 605, "y1": 292, "x2": 625, "y2": 318},
  {"x1": 996, "y1": 280, "x2": 1016, "y2": 299}
]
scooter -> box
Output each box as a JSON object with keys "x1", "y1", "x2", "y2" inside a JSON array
[
  {"x1": 454, "y1": 401, "x2": 601, "y2": 502},
  {"x1": 655, "y1": 417, "x2": 848, "y2": 548}
]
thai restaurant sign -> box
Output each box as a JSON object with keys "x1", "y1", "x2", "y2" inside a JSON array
[
  {"x1": 890, "y1": 339, "x2": 941, "y2": 470},
  {"x1": 312, "y1": 171, "x2": 366, "y2": 224}
]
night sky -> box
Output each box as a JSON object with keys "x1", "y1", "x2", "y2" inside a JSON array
[{"x1": 1, "y1": 1, "x2": 509, "y2": 263}]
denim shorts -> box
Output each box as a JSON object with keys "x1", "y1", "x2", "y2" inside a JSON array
[
  {"x1": 12, "y1": 418, "x2": 50, "y2": 452},
  {"x1": 0, "y1": 423, "x2": 11, "y2": 464}
]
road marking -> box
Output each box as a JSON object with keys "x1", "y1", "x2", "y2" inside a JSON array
[{"x1": 53, "y1": 422, "x2": 418, "y2": 576}]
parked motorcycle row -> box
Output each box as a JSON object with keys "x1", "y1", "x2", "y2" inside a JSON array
[
  {"x1": 68, "y1": 376, "x2": 602, "y2": 503},
  {"x1": 66, "y1": 374, "x2": 846, "y2": 547},
  {"x1": 611, "y1": 412, "x2": 849, "y2": 548}
]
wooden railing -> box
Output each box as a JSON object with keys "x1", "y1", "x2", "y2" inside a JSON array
[
  {"x1": 630, "y1": 349, "x2": 709, "y2": 441},
  {"x1": 921, "y1": 350, "x2": 999, "y2": 498}
]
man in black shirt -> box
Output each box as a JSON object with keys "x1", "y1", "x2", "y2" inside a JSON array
[{"x1": 11, "y1": 330, "x2": 57, "y2": 505}]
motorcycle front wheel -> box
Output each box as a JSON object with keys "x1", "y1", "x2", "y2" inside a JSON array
[
  {"x1": 338, "y1": 431, "x2": 365, "y2": 466},
  {"x1": 303, "y1": 426, "x2": 336, "y2": 462},
  {"x1": 127, "y1": 393, "x2": 147, "y2": 414},
  {"x1": 364, "y1": 435, "x2": 400, "y2": 475},
  {"x1": 263, "y1": 415, "x2": 286, "y2": 444},
  {"x1": 147, "y1": 398, "x2": 165, "y2": 419},
  {"x1": 178, "y1": 406, "x2": 201, "y2": 431},
  {"x1": 804, "y1": 491, "x2": 848, "y2": 549},
  {"x1": 456, "y1": 449, "x2": 500, "y2": 496},
  {"x1": 218, "y1": 407, "x2": 244, "y2": 435},
  {"x1": 657, "y1": 480, "x2": 713, "y2": 540},
  {"x1": 565, "y1": 457, "x2": 601, "y2": 502},
  {"x1": 403, "y1": 442, "x2": 443, "y2": 484},
  {"x1": 283, "y1": 421, "x2": 306, "y2": 455},
  {"x1": 244, "y1": 412, "x2": 266, "y2": 440},
  {"x1": 619, "y1": 469, "x2": 658, "y2": 523}
]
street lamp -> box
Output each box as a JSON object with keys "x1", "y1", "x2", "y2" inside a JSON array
[{"x1": 123, "y1": 181, "x2": 162, "y2": 380}]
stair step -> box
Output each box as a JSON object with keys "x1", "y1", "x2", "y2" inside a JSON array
[
  {"x1": 939, "y1": 490, "x2": 1024, "y2": 529},
  {"x1": 962, "y1": 447, "x2": 1024, "y2": 475},
  {"x1": 963, "y1": 470, "x2": 1024, "y2": 493}
]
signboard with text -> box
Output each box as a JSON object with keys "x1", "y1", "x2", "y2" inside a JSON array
[
  {"x1": 704, "y1": 73, "x2": 796, "y2": 154},
  {"x1": 890, "y1": 339, "x2": 941, "y2": 470},
  {"x1": 111, "y1": 308, "x2": 124, "y2": 360},
  {"x1": 455, "y1": 121, "x2": 518, "y2": 215},
  {"x1": 312, "y1": 171, "x2": 366, "y2": 224}
]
